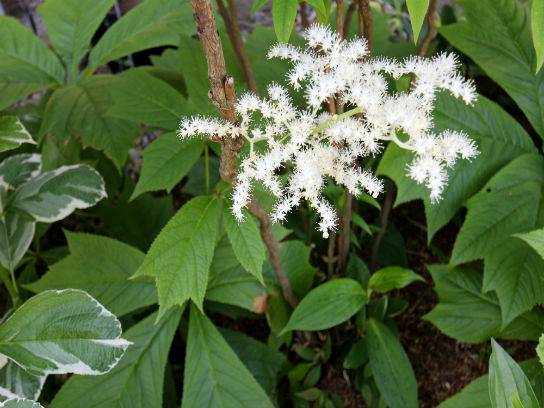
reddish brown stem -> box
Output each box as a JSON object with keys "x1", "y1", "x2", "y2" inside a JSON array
[
  {"x1": 191, "y1": 0, "x2": 298, "y2": 309},
  {"x1": 300, "y1": 1, "x2": 310, "y2": 29},
  {"x1": 357, "y1": 0, "x2": 373, "y2": 52},
  {"x1": 336, "y1": 0, "x2": 345, "y2": 39}
]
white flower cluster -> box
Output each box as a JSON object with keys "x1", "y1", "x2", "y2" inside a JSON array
[{"x1": 178, "y1": 25, "x2": 478, "y2": 237}]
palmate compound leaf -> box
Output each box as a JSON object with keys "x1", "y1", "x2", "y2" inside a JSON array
[
  {"x1": 10, "y1": 164, "x2": 106, "y2": 223},
  {"x1": 50, "y1": 309, "x2": 181, "y2": 408},
  {"x1": 281, "y1": 279, "x2": 366, "y2": 333},
  {"x1": 0, "y1": 117, "x2": 35, "y2": 153},
  {"x1": 451, "y1": 154, "x2": 544, "y2": 325},
  {"x1": 439, "y1": 0, "x2": 544, "y2": 139},
  {"x1": 0, "y1": 359, "x2": 45, "y2": 402},
  {"x1": 222, "y1": 202, "x2": 266, "y2": 284},
  {"x1": 134, "y1": 195, "x2": 218, "y2": 320},
  {"x1": 182, "y1": 305, "x2": 273, "y2": 408},
  {"x1": 367, "y1": 318, "x2": 418, "y2": 408},
  {"x1": 0, "y1": 289, "x2": 130, "y2": 377},
  {"x1": 489, "y1": 340, "x2": 539, "y2": 408},
  {"x1": 0, "y1": 16, "x2": 64, "y2": 110},
  {"x1": 23, "y1": 231, "x2": 156, "y2": 317},
  {"x1": 37, "y1": 0, "x2": 115, "y2": 81},
  {"x1": 424, "y1": 265, "x2": 544, "y2": 344},
  {"x1": 85, "y1": 0, "x2": 194, "y2": 74}
]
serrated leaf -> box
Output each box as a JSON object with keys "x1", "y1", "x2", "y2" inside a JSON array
[
  {"x1": 368, "y1": 266, "x2": 424, "y2": 294},
  {"x1": 273, "y1": 0, "x2": 298, "y2": 43},
  {"x1": 533, "y1": 0, "x2": 544, "y2": 72},
  {"x1": 424, "y1": 265, "x2": 544, "y2": 344},
  {"x1": 50, "y1": 309, "x2": 181, "y2": 408},
  {"x1": 10, "y1": 164, "x2": 106, "y2": 223},
  {"x1": 514, "y1": 228, "x2": 544, "y2": 261},
  {"x1": 222, "y1": 204, "x2": 266, "y2": 283},
  {"x1": 406, "y1": 0, "x2": 430, "y2": 43},
  {"x1": 131, "y1": 133, "x2": 203, "y2": 200},
  {"x1": 182, "y1": 306, "x2": 273, "y2": 408},
  {"x1": 0, "y1": 117, "x2": 35, "y2": 153},
  {"x1": 40, "y1": 75, "x2": 141, "y2": 170},
  {"x1": 281, "y1": 279, "x2": 365, "y2": 333},
  {"x1": 439, "y1": 0, "x2": 544, "y2": 139},
  {"x1": 24, "y1": 231, "x2": 156, "y2": 317},
  {"x1": 38, "y1": 0, "x2": 115, "y2": 80},
  {"x1": 206, "y1": 233, "x2": 269, "y2": 312},
  {"x1": 134, "y1": 195, "x2": 218, "y2": 319},
  {"x1": 0, "y1": 360, "x2": 45, "y2": 401},
  {"x1": 0, "y1": 16, "x2": 64, "y2": 110},
  {"x1": 489, "y1": 339, "x2": 539, "y2": 408},
  {"x1": 107, "y1": 69, "x2": 192, "y2": 130},
  {"x1": 86, "y1": 0, "x2": 194, "y2": 73},
  {"x1": 0, "y1": 289, "x2": 130, "y2": 376},
  {"x1": 367, "y1": 318, "x2": 418, "y2": 408}
]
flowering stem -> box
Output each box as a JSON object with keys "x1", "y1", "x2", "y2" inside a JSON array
[{"x1": 310, "y1": 106, "x2": 363, "y2": 135}]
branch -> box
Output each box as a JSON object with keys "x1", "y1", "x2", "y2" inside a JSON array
[
  {"x1": 336, "y1": 0, "x2": 345, "y2": 39},
  {"x1": 191, "y1": 0, "x2": 298, "y2": 309},
  {"x1": 357, "y1": 0, "x2": 373, "y2": 52},
  {"x1": 216, "y1": 0, "x2": 259, "y2": 95}
]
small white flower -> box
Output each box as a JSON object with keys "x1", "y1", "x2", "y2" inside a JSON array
[{"x1": 178, "y1": 24, "x2": 478, "y2": 237}]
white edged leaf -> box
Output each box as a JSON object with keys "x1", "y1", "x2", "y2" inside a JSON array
[
  {"x1": 10, "y1": 164, "x2": 106, "y2": 223},
  {"x1": 0, "y1": 289, "x2": 130, "y2": 376},
  {"x1": 0, "y1": 117, "x2": 35, "y2": 153},
  {"x1": 50, "y1": 308, "x2": 181, "y2": 408},
  {"x1": 0, "y1": 154, "x2": 41, "y2": 194},
  {"x1": 0, "y1": 399, "x2": 43, "y2": 408},
  {"x1": 0, "y1": 360, "x2": 45, "y2": 402},
  {"x1": 0, "y1": 211, "x2": 35, "y2": 271}
]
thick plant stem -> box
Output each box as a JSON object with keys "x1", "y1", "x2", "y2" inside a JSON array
[
  {"x1": 409, "y1": 0, "x2": 439, "y2": 88},
  {"x1": 216, "y1": 0, "x2": 259, "y2": 95},
  {"x1": 336, "y1": 0, "x2": 344, "y2": 39},
  {"x1": 300, "y1": 2, "x2": 310, "y2": 29},
  {"x1": 191, "y1": 0, "x2": 299, "y2": 309},
  {"x1": 357, "y1": 0, "x2": 373, "y2": 52},
  {"x1": 344, "y1": 1, "x2": 357, "y2": 39}
]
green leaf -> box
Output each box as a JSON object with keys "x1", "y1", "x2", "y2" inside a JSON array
[
  {"x1": 424, "y1": 265, "x2": 544, "y2": 344},
  {"x1": 107, "y1": 69, "x2": 191, "y2": 130},
  {"x1": 222, "y1": 204, "x2": 266, "y2": 284},
  {"x1": 273, "y1": 0, "x2": 298, "y2": 43},
  {"x1": 40, "y1": 75, "x2": 141, "y2": 170},
  {"x1": 50, "y1": 309, "x2": 181, "y2": 408},
  {"x1": 314, "y1": 0, "x2": 331, "y2": 25},
  {"x1": 220, "y1": 328, "x2": 288, "y2": 395},
  {"x1": 0, "y1": 117, "x2": 35, "y2": 153},
  {"x1": 514, "y1": 228, "x2": 544, "y2": 261},
  {"x1": 367, "y1": 318, "x2": 418, "y2": 408},
  {"x1": 206, "y1": 233, "x2": 268, "y2": 312},
  {"x1": 489, "y1": 339, "x2": 539, "y2": 408},
  {"x1": 24, "y1": 231, "x2": 156, "y2": 317},
  {"x1": 86, "y1": 0, "x2": 194, "y2": 73},
  {"x1": 38, "y1": 0, "x2": 115, "y2": 80},
  {"x1": 131, "y1": 133, "x2": 203, "y2": 200},
  {"x1": 0, "y1": 360, "x2": 45, "y2": 401},
  {"x1": 263, "y1": 240, "x2": 318, "y2": 299},
  {"x1": 450, "y1": 154, "x2": 544, "y2": 324},
  {"x1": 252, "y1": 0, "x2": 269, "y2": 15},
  {"x1": 439, "y1": 0, "x2": 544, "y2": 138},
  {"x1": 0, "y1": 400, "x2": 43, "y2": 408},
  {"x1": 406, "y1": 0, "x2": 430, "y2": 43},
  {"x1": 0, "y1": 154, "x2": 41, "y2": 193},
  {"x1": 533, "y1": 0, "x2": 544, "y2": 72},
  {"x1": 343, "y1": 339, "x2": 368, "y2": 369},
  {"x1": 0, "y1": 289, "x2": 130, "y2": 376},
  {"x1": 281, "y1": 279, "x2": 366, "y2": 333},
  {"x1": 0, "y1": 211, "x2": 35, "y2": 271},
  {"x1": 182, "y1": 306, "x2": 273, "y2": 407},
  {"x1": 0, "y1": 16, "x2": 64, "y2": 110},
  {"x1": 538, "y1": 334, "x2": 544, "y2": 367},
  {"x1": 9, "y1": 164, "x2": 106, "y2": 223},
  {"x1": 368, "y1": 266, "x2": 424, "y2": 294},
  {"x1": 305, "y1": 0, "x2": 326, "y2": 15},
  {"x1": 134, "y1": 195, "x2": 218, "y2": 319}
]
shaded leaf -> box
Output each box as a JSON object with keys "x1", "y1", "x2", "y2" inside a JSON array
[{"x1": 0, "y1": 117, "x2": 35, "y2": 153}]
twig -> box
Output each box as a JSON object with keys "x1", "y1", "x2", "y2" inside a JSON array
[
  {"x1": 409, "y1": 0, "x2": 439, "y2": 88},
  {"x1": 370, "y1": 181, "x2": 394, "y2": 272},
  {"x1": 357, "y1": 0, "x2": 373, "y2": 52},
  {"x1": 300, "y1": 1, "x2": 310, "y2": 29},
  {"x1": 191, "y1": 0, "x2": 298, "y2": 309},
  {"x1": 343, "y1": 1, "x2": 357, "y2": 39},
  {"x1": 216, "y1": 0, "x2": 259, "y2": 95}
]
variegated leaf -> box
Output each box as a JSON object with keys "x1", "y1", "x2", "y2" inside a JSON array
[
  {"x1": 0, "y1": 399, "x2": 43, "y2": 407},
  {"x1": 0, "y1": 359, "x2": 45, "y2": 402},
  {"x1": 0, "y1": 211, "x2": 35, "y2": 271},
  {"x1": 0, "y1": 289, "x2": 130, "y2": 376},
  {"x1": 0, "y1": 117, "x2": 35, "y2": 153},
  {"x1": 0, "y1": 154, "x2": 41, "y2": 194}
]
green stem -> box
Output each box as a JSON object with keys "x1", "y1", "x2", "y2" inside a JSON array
[
  {"x1": 310, "y1": 106, "x2": 363, "y2": 135},
  {"x1": 204, "y1": 141, "x2": 210, "y2": 194}
]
